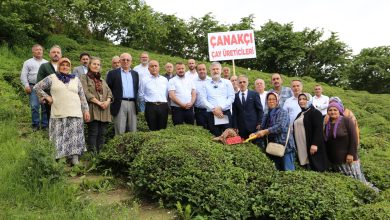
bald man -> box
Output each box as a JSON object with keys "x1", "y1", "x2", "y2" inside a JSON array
[{"x1": 106, "y1": 53, "x2": 139, "y2": 134}]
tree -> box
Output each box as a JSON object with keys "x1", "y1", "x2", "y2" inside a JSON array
[
  {"x1": 187, "y1": 13, "x2": 228, "y2": 60},
  {"x1": 159, "y1": 14, "x2": 194, "y2": 57},
  {"x1": 0, "y1": 0, "x2": 55, "y2": 46},
  {"x1": 255, "y1": 21, "x2": 305, "y2": 76},
  {"x1": 346, "y1": 46, "x2": 390, "y2": 94},
  {"x1": 300, "y1": 31, "x2": 352, "y2": 85}
]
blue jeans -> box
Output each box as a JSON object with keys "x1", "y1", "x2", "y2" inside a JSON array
[
  {"x1": 29, "y1": 85, "x2": 48, "y2": 128},
  {"x1": 269, "y1": 150, "x2": 295, "y2": 171}
]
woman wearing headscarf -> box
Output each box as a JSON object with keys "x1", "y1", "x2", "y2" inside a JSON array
[
  {"x1": 324, "y1": 102, "x2": 367, "y2": 182},
  {"x1": 250, "y1": 92, "x2": 295, "y2": 171},
  {"x1": 80, "y1": 57, "x2": 112, "y2": 154},
  {"x1": 34, "y1": 58, "x2": 90, "y2": 165},
  {"x1": 293, "y1": 93, "x2": 328, "y2": 172},
  {"x1": 324, "y1": 97, "x2": 360, "y2": 146}
]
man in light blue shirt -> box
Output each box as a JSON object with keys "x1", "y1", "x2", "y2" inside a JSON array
[
  {"x1": 194, "y1": 63, "x2": 211, "y2": 129},
  {"x1": 201, "y1": 62, "x2": 235, "y2": 136}
]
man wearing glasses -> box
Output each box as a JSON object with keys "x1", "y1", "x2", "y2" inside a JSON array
[
  {"x1": 106, "y1": 53, "x2": 139, "y2": 134},
  {"x1": 200, "y1": 62, "x2": 235, "y2": 136},
  {"x1": 232, "y1": 75, "x2": 263, "y2": 139}
]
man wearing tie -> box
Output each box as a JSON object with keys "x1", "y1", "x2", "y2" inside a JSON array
[{"x1": 232, "y1": 75, "x2": 263, "y2": 138}]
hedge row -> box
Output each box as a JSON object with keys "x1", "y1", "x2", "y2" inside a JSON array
[{"x1": 100, "y1": 125, "x2": 388, "y2": 219}]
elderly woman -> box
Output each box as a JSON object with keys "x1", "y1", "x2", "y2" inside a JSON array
[
  {"x1": 34, "y1": 58, "x2": 90, "y2": 165},
  {"x1": 80, "y1": 57, "x2": 112, "y2": 154},
  {"x1": 324, "y1": 102, "x2": 367, "y2": 181},
  {"x1": 293, "y1": 93, "x2": 328, "y2": 172},
  {"x1": 250, "y1": 92, "x2": 295, "y2": 171}
]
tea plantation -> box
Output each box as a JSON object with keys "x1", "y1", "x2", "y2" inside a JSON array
[{"x1": 0, "y1": 35, "x2": 389, "y2": 219}]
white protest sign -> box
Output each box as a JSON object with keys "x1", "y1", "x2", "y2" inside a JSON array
[{"x1": 208, "y1": 30, "x2": 256, "y2": 61}]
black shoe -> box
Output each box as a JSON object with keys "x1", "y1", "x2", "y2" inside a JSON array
[
  {"x1": 32, "y1": 127, "x2": 39, "y2": 132},
  {"x1": 41, "y1": 126, "x2": 48, "y2": 131}
]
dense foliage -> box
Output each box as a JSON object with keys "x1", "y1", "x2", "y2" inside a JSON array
[
  {"x1": 100, "y1": 125, "x2": 385, "y2": 219},
  {"x1": 1, "y1": 1, "x2": 389, "y2": 92}
]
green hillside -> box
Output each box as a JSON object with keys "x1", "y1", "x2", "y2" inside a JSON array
[{"x1": 0, "y1": 36, "x2": 389, "y2": 219}]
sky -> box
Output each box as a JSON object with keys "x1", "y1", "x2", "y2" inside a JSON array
[{"x1": 145, "y1": 0, "x2": 389, "y2": 55}]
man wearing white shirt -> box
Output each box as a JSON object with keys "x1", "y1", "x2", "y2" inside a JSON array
[
  {"x1": 139, "y1": 60, "x2": 169, "y2": 131},
  {"x1": 134, "y1": 52, "x2": 151, "y2": 112},
  {"x1": 194, "y1": 63, "x2": 211, "y2": 129},
  {"x1": 201, "y1": 62, "x2": 235, "y2": 136},
  {"x1": 283, "y1": 79, "x2": 304, "y2": 125},
  {"x1": 168, "y1": 62, "x2": 196, "y2": 125},
  {"x1": 20, "y1": 44, "x2": 48, "y2": 131},
  {"x1": 184, "y1": 58, "x2": 198, "y2": 81},
  {"x1": 254, "y1": 78, "x2": 268, "y2": 111},
  {"x1": 312, "y1": 85, "x2": 329, "y2": 116}
]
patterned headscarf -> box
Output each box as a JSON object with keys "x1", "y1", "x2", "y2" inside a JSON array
[
  {"x1": 325, "y1": 102, "x2": 344, "y2": 141},
  {"x1": 56, "y1": 58, "x2": 75, "y2": 84},
  {"x1": 87, "y1": 71, "x2": 103, "y2": 94}
]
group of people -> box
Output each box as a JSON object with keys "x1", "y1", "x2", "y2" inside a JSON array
[{"x1": 21, "y1": 44, "x2": 373, "y2": 189}]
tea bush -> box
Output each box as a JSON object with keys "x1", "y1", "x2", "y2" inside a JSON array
[
  {"x1": 251, "y1": 171, "x2": 380, "y2": 219},
  {"x1": 359, "y1": 147, "x2": 390, "y2": 190},
  {"x1": 128, "y1": 125, "x2": 276, "y2": 219},
  {"x1": 344, "y1": 201, "x2": 390, "y2": 219}
]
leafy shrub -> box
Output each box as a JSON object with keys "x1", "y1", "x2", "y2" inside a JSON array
[
  {"x1": 345, "y1": 201, "x2": 390, "y2": 220},
  {"x1": 44, "y1": 34, "x2": 80, "y2": 53},
  {"x1": 359, "y1": 147, "x2": 390, "y2": 190},
  {"x1": 251, "y1": 171, "x2": 380, "y2": 219},
  {"x1": 19, "y1": 135, "x2": 65, "y2": 191},
  {"x1": 128, "y1": 125, "x2": 276, "y2": 219},
  {"x1": 99, "y1": 131, "x2": 149, "y2": 174}
]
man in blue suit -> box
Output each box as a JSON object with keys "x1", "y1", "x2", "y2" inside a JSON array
[
  {"x1": 232, "y1": 75, "x2": 263, "y2": 138},
  {"x1": 106, "y1": 53, "x2": 139, "y2": 135}
]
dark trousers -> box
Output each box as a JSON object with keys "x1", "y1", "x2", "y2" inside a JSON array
[
  {"x1": 171, "y1": 106, "x2": 194, "y2": 125},
  {"x1": 207, "y1": 110, "x2": 232, "y2": 136},
  {"x1": 145, "y1": 102, "x2": 169, "y2": 131},
  {"x1": 194, "y1": 107, "x2": 208, "y2": 129},
  {"x1": 87, "y1": 120, "x2": 108, "y2": 154}
]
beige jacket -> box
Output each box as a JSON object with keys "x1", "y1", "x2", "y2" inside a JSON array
[{"x1": 80, "y1": 74, "x2": 113, "y2": 122}]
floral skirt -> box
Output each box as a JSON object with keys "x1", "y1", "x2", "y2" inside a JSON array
[{"x1": 49, "y1": 117, "x2": 86, "y2": 159}]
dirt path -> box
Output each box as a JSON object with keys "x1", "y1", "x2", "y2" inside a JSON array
[{"x1": 69, "y1": 174, "x2": 176, "y2": 220}]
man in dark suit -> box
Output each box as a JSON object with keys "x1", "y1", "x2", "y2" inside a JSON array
[
  {"x1": 106, "y1": 53, "x2": 139, "y2": 135},
  {"x1": 232, "y1": 75, "x2": 263, "y2": 139}
]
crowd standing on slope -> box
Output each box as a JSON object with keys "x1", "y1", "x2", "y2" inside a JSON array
[{"x1": 20, "y1": 44, "x2": 378, "y2": 190}]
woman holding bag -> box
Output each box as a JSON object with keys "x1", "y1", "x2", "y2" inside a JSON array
[{"x1": 250, "y1": 92, "x2": 295, "y2": 171}]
